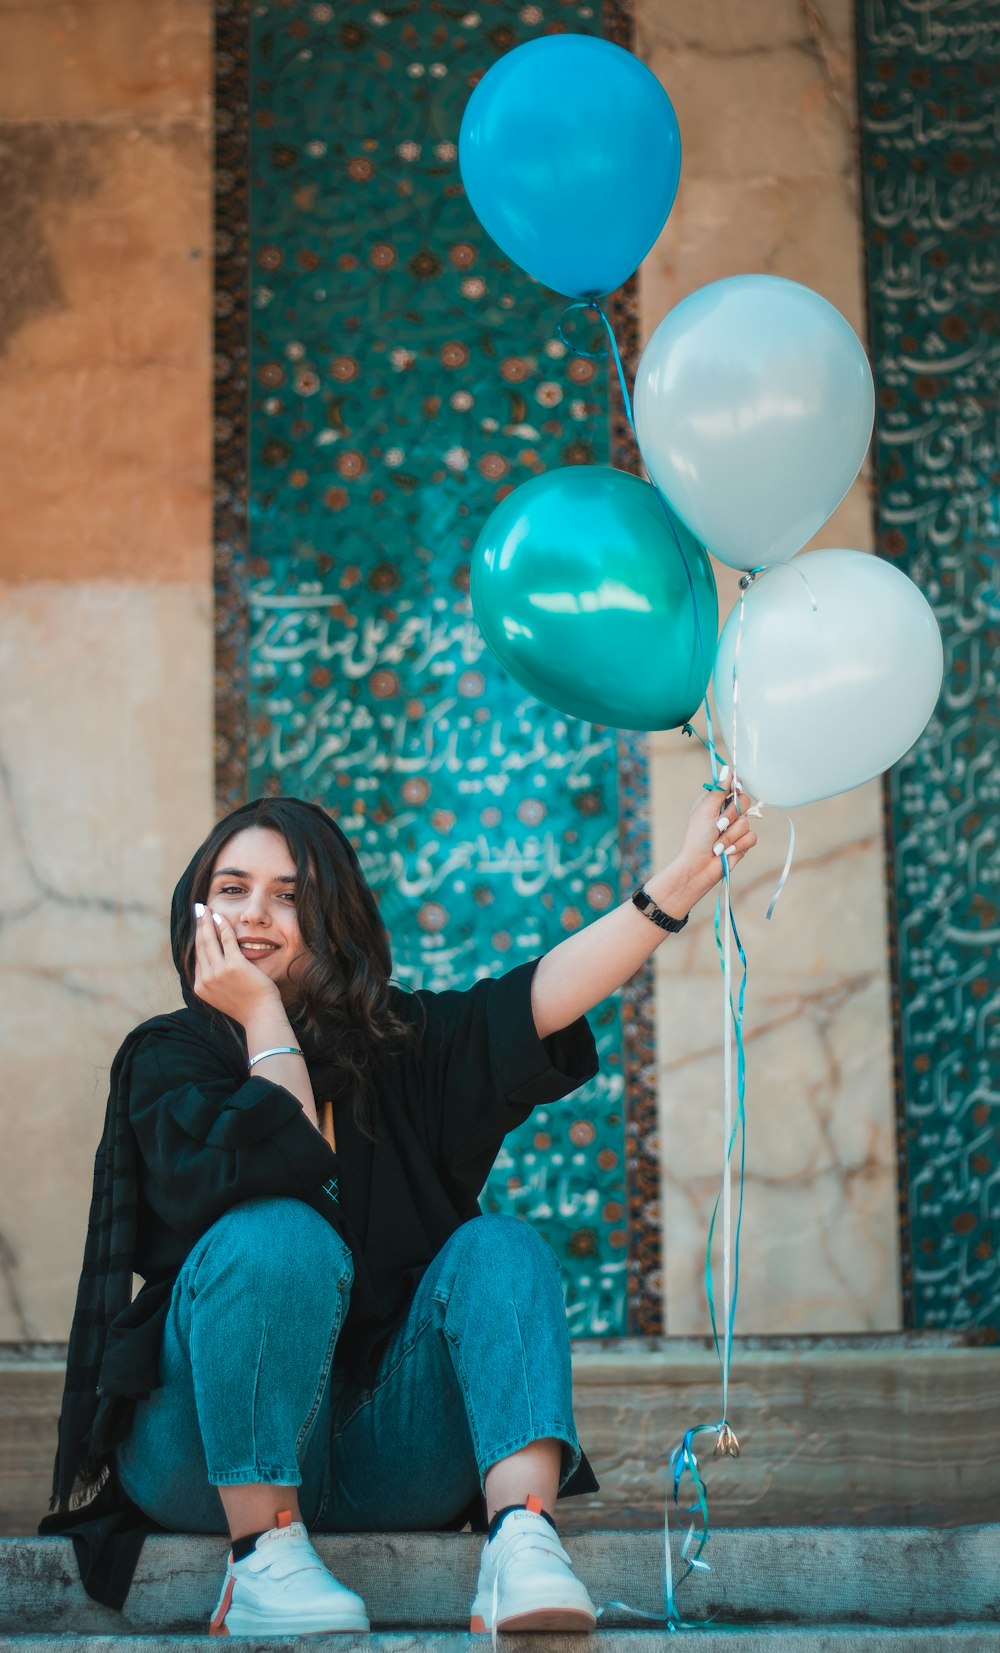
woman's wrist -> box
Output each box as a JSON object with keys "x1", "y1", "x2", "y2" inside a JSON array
[
  {"x1": 644, "y1": 859, "x2": 713, "y2": 921},
  {"x1": 241, "y1": 999, "x2": 299, "y2": 1055}
]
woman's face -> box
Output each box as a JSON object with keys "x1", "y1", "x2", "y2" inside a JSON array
[{"x1": 206, "y1": 826, "x2": 308, "y2": 997}]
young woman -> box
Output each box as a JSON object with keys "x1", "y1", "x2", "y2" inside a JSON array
[{"x1": 44, "y1": 778, "x2": 755, "y2": 1636}]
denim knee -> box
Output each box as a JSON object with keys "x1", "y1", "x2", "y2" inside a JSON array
[
  {"x1": 442, "y1": 1213, "x2": 562, "y2": 1294},
  {"x1": 184, "y1": 1196, "x2": 354, "y2": 1300}
]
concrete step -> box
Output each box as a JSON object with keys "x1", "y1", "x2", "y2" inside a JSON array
[{"x1": 1, "y1": 1527, "x2": 997, "y2": 1642}]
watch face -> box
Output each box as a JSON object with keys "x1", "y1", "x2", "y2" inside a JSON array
[{"x1": 634, "y1": 887, "x2": 685, "y2": 931}]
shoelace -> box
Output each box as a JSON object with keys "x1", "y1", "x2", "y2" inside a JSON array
[
  {"x1": 487, "y1": 1526, "x2": 575, "y2": 1653},
  {"x1": 491, "y1": 1526, "x2": 572, "y2": 1577},
  {"x1": 246, "y1": 1529, "x2": 326, "y2": 1581}
]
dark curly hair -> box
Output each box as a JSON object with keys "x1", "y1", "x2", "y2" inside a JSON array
[{"x1": 169, "y1": 797, "x2": 417, "y2": 1134}]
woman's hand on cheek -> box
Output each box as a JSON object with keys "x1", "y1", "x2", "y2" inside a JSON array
[{"x1": 192, "y1": 907, "x2": 282, "y2": 1024}]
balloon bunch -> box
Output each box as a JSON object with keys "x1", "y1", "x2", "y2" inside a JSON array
[
  {"x1": 459, "y1": 31, "x2": 945, "y2": 1627},
  {"x1": 460, "y1": 35, "x2": 944, "y2": 809}
]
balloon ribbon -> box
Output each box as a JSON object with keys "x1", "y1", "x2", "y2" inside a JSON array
[{"x1": 559, "y1": 300, "x2": 750, "y2": 1630}]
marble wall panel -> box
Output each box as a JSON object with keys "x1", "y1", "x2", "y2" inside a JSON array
[
  {"x1": 0, "y1": 584, "x2": 214, "y2": 1339},
  {"x1": 635, "y1": 0, "x2": 900, "y2": 1331}
]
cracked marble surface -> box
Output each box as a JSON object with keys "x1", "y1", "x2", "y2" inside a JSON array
[
  {"x1": 0, "y1": 584, "x2": 213, "y2": 1339},
  {"x1": 650, "y1": 735, "x2": 899, "y2": 1334},
  {"x1": 638, "y1": 0, "x2": 897, "y2": 1332}
]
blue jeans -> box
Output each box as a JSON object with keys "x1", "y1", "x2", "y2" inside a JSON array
[{"x1": 116, "y1": 1199, "x2": 582, "y2": 1533}]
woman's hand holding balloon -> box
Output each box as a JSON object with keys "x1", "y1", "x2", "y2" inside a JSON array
[
  {"x1": 653, "y1": 769, "x2": 758, "y2": 916},
  {"x1": 530, "y1": 774, "x2": 757, "y2": 1040}
]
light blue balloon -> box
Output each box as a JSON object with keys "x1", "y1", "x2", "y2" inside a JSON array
[
  {"x1": 634, "y1": 276, "x2": 875, "y2": 570},
  {"x1": 471, "y1": 466, "x2": 718, "y2": 731},
  {"x1": 459, "y1": 36, "x2": 681, "y2": 300}
]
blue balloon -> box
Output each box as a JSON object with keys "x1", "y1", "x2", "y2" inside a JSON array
[{"x1": 459, "y1": 36, "x2": 681, "y2": 300}]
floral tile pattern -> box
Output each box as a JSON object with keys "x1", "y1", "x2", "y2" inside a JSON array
[{"x1": 215, "y1": 0, "x2": 660, "y2": 1334}]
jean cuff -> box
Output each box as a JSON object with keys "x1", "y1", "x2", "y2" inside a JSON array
[
  {"x1": 209, "y1": 1465, "x2": 303, "y2": 1487},
  {"x1": 479, "y1": 1425, "x2": 581, "y2": 1494}
]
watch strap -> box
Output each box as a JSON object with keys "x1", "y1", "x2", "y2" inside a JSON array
[{"x1": 631, "y1": 885, "x2": 689, "y2": 933}]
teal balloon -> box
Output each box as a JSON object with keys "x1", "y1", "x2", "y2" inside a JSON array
[{"x1": 471, "y1": 467, "x2": 718, "y2": 730}]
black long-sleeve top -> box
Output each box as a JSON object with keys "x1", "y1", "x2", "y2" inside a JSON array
[{"x1": 43, "y1": 958, "x2": 601, "y2": 1607}]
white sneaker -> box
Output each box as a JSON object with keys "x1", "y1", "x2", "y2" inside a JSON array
[
  {"x1": 208, "y1": 1511, "x2": 370, "y2": 1636},
  {"x1": 470, "y1": 1497, "x2": 597, "y2": 1634}
]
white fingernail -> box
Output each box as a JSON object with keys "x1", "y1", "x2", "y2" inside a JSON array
[
  {"x1": 724, "y1": 844, "x2": 739, "y2": 856},
  {"x1": 194, "y1": 903, "x2": 205, "y2": 918},
  {"x1": 719, "y1": 765, "x2": 731, "y2": 784},
  {"x1": 212, "y1": 912, "x2": 223, "y2": 927},
  {"x1": 733, "y1": 780, "x2": 743, "y2": 794},
  {"x1": 713, "y1": 841, "x2": 725, "y2": 857},
  {"x1": 716, "y1": 815, "x2": 729, "y2": 832}
]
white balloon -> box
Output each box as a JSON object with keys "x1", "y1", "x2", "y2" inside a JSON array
[
  {"x1": 713, "y1": 550, "x2": 944, "y2": 808},
  {"x1": 634, "y1": 276, "x2": 875, "y2": 570}
]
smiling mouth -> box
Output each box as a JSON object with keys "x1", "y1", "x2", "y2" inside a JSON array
[{"x1": 239, "y1": 940, "x2": 280, "y2": 957}]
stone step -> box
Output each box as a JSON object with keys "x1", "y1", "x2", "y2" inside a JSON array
[
  {"x1": 1, "y1": 1633, "x2": 997, "y2": 1653},
  {"x1": 6, "y1": 1339, "x2": 998, "y2": 1538},
  {"x1": 1, "y1": 1527, "x2": 997, "y2": 1641}
]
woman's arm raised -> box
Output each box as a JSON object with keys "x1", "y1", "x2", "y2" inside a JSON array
[{"x1": 530, "y1": 777, "x2": 757, "y2": 1041}]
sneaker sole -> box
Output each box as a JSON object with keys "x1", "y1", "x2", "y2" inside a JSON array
[
  {"x1": 471, "y1": 1608, "x2": 596, "y2": 1633},
  {"x1": 211, "y1": 1613, "x2": 370, "y2": 1636}
]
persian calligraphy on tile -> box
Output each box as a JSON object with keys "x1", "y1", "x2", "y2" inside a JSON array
[
  {"x1": 239, "y1": 0, "x2": 652, "y2": 1336},
  {"x1": 857, "y1": 0, "x2": 999, "y2": 1334}
]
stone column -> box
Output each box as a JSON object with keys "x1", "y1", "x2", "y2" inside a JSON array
[
  {"x1": 635, "y1": 0, "x2": 902, "y2": 1332},
  {"x1": 0, "y1": 0, "x2": 215, "y2": 1340}
]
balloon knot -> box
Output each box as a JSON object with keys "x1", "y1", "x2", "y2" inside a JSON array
[
  {"x1": 555, "y1": 302, "x2": 610, "y2": 361},
  {"x1": 738, "y1": 570, "x2": 759, "y2": 591},
  {"x1": 713, "y1": 1422, "x2": 741, "y2": 1459}
]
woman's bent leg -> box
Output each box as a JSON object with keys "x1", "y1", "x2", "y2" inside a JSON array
[
  {"x1": 322, "y1": 1213, "x2": 580, "y2": 1531},
  {"x1": 322, "y1": 1215, "x2": 593, "y2": 1634},
  {"x1": 116, "y1": 1197, "x2": 353, "y2": 1534}
]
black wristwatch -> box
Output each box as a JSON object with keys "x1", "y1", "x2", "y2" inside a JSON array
[{"x1": 631, "y1": 885, "x2": 689, "y2": 933}]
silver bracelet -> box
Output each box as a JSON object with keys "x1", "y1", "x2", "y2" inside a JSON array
[{"x1": 248, "y1": 1045, "x2": 304, "y2": 1069}]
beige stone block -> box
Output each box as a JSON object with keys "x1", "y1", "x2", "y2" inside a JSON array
[
  {"x1": 812, "y1": 0, "x2": 856, "y2": 46},
  {"x1": 0, "y1": 583, "x2": 214, "y2": 902},
  {"x1": 640, "y1": 0, "x2": 823, "y2": 53},
  {"x1": 0, "y1": 582, "x2": 213, "y2": 1340},
  {"x1": 647, "y1": 44, "x2": 850, "y2": 184},
  {"x1": 743, "y1": 1166, "x2": 899, "y2": 1333},
  {"x1": 659, "y1": 1035, "x2": 900, "y2": 1334},
  {"x1": 0, "y1": 0, "x2": 211, "y2": 124},
  {"x1": 642, "y1": 179, "x2": 787, "y2": 325},
  {"x1": 638, "y1": 0, "x2": 856, "y2": 118},
  {"x1": 0, "y1": 124, "x2": 211, "y2": 583},
  {"x1": 642, "y1": 178, "x2": 866, "y2": 338}
]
